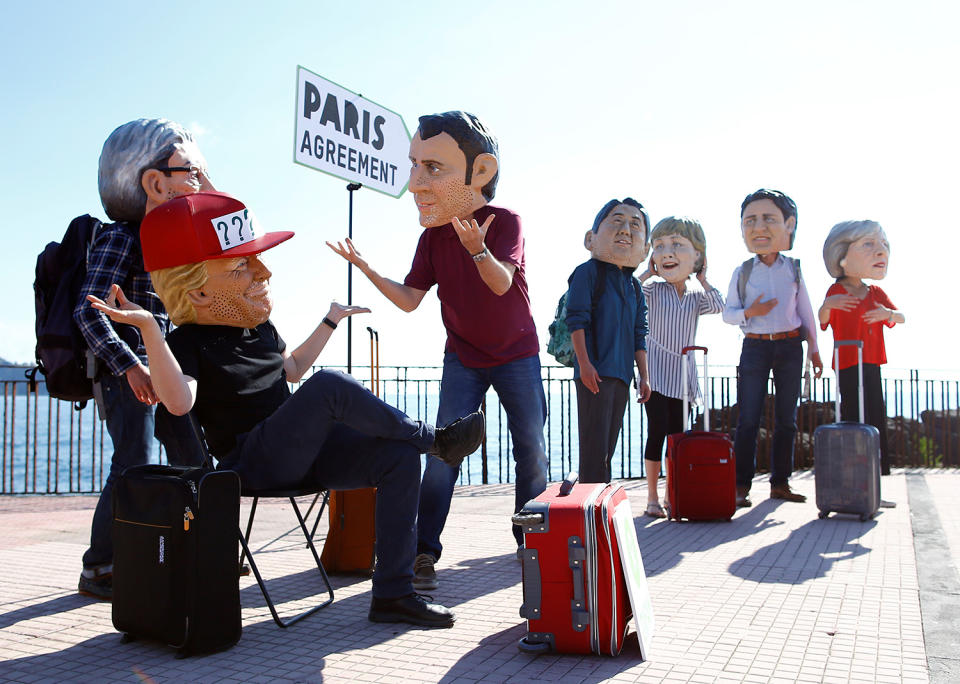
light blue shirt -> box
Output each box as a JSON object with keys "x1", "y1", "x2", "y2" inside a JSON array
[{"x1": 722, "y1": 254, "x2": 819, "y2": 353}]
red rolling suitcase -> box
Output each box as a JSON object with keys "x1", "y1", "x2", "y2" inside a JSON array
[
  {"x1": 666, "y1": 346, "x2": 736, "y2": 521},
  {"x1": 513, "y1": 475, "x2": 633, "y2": 655}
]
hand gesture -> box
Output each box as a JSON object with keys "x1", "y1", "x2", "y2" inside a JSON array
[
  {"x1": 326, "y1": 301, "x2": 371, "y2": 325},
  {"x1": 745, "y1": 293, "x2": 777, "y2": 319},
  {"x1": 579, "y1": 360, "x2": 602, "y2": 394},
  {"x1": 696, "y1": 254, "x2": 708, "y2": 286},
  {"x1": 87, "y1": 284, "x2": 155, "y2": 330},
  {"x1": 821, "y1": 293, "x2": 858, "y2": 312},
  {"x1": 637, "y1": 255, "x2": 657, "y2": 282},
  {"x1": 452, "y1": 214, "x2": 494, "y2": 256},
  {"x1": 862, "y1": 305, "x2": 892, "y2": 324},
  {"x1": 326, "y1": 238, "x2": 369, "y2": 271}
]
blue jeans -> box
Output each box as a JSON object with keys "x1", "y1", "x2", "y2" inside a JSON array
[
  {"x1": 734, "y1": 337, "x2": 803, "y2": 488},
  {"x1": 228, "y1": 370, "x2": 434, "y2": 599},
  {"x1": 417, "y1": 352, "x2": 547, "y2": 560},
  {"x1": 83, "y1": 371, "x2": 155, "y2": 569}
]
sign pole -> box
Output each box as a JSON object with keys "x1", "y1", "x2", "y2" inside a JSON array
[{"x1": 346, "y1": 182, "x2": 362, "y2": 373}]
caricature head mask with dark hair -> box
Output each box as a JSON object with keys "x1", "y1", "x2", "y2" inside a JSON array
[{"x1": 409, "y1": 111, "x2": 499, "y2": 228}]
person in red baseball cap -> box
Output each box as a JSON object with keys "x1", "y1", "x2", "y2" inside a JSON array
[{"x1": 88, "y1": 191, "x2": 484, "y2": 628}]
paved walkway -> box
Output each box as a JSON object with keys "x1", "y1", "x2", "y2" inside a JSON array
[{"x1": 0, "y1": 469, "x2": 957, "y2": 683}]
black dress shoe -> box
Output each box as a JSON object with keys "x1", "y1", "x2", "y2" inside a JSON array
[
  {"x1": 428, "y1": 411, "x2": 485, "y2": 468},
  {"x1": 368, "y1": 593, "x2": 455, "y2": 628}
]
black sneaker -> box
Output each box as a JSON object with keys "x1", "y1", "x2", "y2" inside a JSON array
[
  {"x1": 428, "y1": 411, "x2": 485, "y2": 468},
  {"x1": 368, "y1": 593, "x2": 455, "y2": 628},
  {"x1": 78, "y1": 570, "x2": 112, "y2": 600}
]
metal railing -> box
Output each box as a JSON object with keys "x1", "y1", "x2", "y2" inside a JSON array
[{"x1": 2, "y1": 364, "x2": 958, "y2": 494}]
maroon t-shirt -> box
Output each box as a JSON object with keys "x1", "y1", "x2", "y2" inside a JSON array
[{"x1": 403, "y1": 204, "x2": 539, "y2": 368}]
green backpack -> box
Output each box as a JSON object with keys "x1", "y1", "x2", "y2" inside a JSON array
[{"x1": 546, "y1": 263, "x2": 640, "y2": 367}]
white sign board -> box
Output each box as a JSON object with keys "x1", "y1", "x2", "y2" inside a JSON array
[
  {"x1": 613, "y1": 502, "x2": 655, "y2": 660},
  {"x1": 294, "y1": 66, "x2": 411, "y2": 198}
]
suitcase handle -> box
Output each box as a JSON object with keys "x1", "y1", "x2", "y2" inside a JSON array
[
  {"x1": 559, "y1": 471, "x2": 578, "y2": 496},
  {"x1": 833, "y1": 340, "x2": 864, "y2": 423},
  {"x1": 681, "y1": 347, "x2": 710, "y2": 432},
  {"x1": 511, "y1": 512, "x2": 544, "y2": 526}
]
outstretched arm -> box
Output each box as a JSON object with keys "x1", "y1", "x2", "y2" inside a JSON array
[
  {"x1": 87, "y1": 285, "x2": 196, "y2": 415},
  {"x1": 282, "y1": 302, "x2": 371, "y2": 383},
  {"x1": 326, "y1": 238, "x2": 428, "y2": 312}
]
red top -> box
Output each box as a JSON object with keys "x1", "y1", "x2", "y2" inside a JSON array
[
  {"x1": 821, "y1": 282, "x2": 897, "y2": 370},
  {"x1": 404, "y1": 205, "x2": 539, "y2": 368}
]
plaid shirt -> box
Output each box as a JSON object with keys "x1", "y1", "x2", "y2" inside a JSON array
[{"x1": 73, "y1": 221, "x2": 170, "y2": 376}]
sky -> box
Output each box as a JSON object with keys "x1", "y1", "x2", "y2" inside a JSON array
[{"x1": 1, "y1": 0, "x2": 957, "y2": 377}]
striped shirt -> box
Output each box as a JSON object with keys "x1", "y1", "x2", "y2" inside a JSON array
[
  {"x1": 73, "y1": 221, "x2": 170, "y2": 376},
  {"x1": 643, "y1": 281, "x2": 724, "y2": 403}
]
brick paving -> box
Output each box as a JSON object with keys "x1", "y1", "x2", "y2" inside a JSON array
[{"x1": 0, "y1": 469, "x2": 956, "y2": 683}]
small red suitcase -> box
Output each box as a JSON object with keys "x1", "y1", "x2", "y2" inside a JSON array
[
  {"x1": 666, "y1": 346, "x2": 736, "y2": 521},
  {"x1": 513, "y1": 475, "x2": 633, "y2": 655}
]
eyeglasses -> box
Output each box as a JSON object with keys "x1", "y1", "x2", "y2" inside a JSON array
[{"x1": 154, "y1": 165, "x2": 210, "y2": 183}]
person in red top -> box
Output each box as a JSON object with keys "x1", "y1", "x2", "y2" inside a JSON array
[
  {"x1": 819, "y1": 220, "x2": 905, "y2": 475},
  {"x1": 328, "y1": 111, "x2": 546, "y2": 591}
]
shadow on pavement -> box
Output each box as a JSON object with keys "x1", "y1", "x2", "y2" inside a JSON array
[
  {"x1": 729, "y1": 514, "x2": 878, "y2": 583},
  {"x1": 635, "y1": 499, "x2": 786, "y2": 577}
]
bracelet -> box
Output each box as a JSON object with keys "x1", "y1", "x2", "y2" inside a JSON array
[{"x1": 322, "y1": 317, "x2": 337, "y2": 330}]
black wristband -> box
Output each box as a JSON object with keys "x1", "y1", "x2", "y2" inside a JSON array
[{"x1": 322, "y1": 317, "x2": 337, "y2": 330}]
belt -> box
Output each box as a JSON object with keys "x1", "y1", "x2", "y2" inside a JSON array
[{"x1": 744, "y1": 327, "x2": 802, "y2": 341}]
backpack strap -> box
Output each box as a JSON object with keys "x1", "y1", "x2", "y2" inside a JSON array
[
  {"x1": 736, "y1": 256, "x2": 801, "y2": 305},
  {"x1": 736, "y1": 257, "x2": 754, "y2": 305}
]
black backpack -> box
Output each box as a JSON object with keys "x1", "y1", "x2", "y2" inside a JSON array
[{"x1": 29, "y1": 215, "x2": 102, "y2": 408}]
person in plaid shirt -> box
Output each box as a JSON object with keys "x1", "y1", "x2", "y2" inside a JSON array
[{"x1": 74, "y1": 118, "x2": 214, "y2": 600}]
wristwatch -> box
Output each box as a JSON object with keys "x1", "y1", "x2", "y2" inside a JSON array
[{"x1": 471, "y1": 247, "x2": 489, "y2": 263}]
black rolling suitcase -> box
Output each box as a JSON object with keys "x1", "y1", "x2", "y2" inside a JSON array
[
  {"x1": 112, "y1": 464, "x2": 241, "y2": 656},
  {"x1": 814, "y1": 340, "x2": 881, "y2": 521}
]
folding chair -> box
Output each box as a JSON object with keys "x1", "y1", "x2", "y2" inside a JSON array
[
  {"x1": 155, "y1": 406, "x2": 334, "y2": 628},
  {"x1": 239, "y1": 484, "x2": 334, "y2": 627}
]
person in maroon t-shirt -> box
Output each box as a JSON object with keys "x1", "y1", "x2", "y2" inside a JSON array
[{"x1": 328, "y1": 111, "x2": 547, "y2": 590}]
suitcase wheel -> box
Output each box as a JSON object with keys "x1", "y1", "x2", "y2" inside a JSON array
[
  {"x1": 860, "y1": 514, "x2": 870, "y2": 522},
  {"x1": 120, "y1": 633, "x2": 137, "y2": 644},
  {"x1": 518, "y1": 637, "x2": 551, "y2": 655},
  {"x1": 818, "y1": 511, "x2": 829, "y2": 519}
]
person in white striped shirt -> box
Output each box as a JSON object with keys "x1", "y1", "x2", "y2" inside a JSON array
[{"x1": 637, "y1": 217, "x2": 723, "y2": 517}]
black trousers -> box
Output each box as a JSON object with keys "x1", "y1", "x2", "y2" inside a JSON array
[
  {"x1": 576, "y1": 377, "x2": 628, "y2": 483},
  {"x1": 838, "y1": 363, "x2": 890, "y2": 475},
  {"x1": 643, "y1": 391, "x2": 684, "y2": 465}
]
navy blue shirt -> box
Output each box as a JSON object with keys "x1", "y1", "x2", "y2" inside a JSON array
[{"x1": 565, "y1": 259, "x2": 647, "y2": 386}]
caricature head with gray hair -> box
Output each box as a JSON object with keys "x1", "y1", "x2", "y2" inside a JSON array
[
  {"x1": 822, "y1": 220, "x2": 889, "y2": 280},
  {"x1": 98, "y1": 118, "x2": 211, "y2": 222}
]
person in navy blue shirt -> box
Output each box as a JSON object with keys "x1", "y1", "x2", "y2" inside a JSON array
[{"x1": 566, "y1": 198, "x2": 651, "y2": 483}]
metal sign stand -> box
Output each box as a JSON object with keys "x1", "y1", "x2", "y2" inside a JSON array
[{"x1": 345, "y1": 182, "x2": 362, "y2": 373}]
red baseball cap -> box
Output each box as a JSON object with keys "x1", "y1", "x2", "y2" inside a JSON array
[{"x1": 140, "y1": 191, "x2": 294, "y2": 271}]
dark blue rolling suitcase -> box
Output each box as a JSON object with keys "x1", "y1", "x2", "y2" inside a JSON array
[{"x1": 814, "y1": 341, "x2": 881, "y2": 521}]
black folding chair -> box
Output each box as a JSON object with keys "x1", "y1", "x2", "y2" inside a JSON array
[
  {"x1": 155, "y1": 406, "x2": 334, "y2": 628},
  {"x1": 239, "y1": 484, "x2": 334, "y2": 627}
]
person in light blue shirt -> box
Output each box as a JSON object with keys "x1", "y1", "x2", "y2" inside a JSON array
[{"x1": 723, "y1": 189, "x2": 823, "y2": 508}]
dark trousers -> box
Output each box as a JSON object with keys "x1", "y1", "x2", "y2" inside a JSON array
[
  {"x1": 643, "y1": 391, "x2": 685, "y2": 464},
  {"x1": 734, "y1": 337, "x2": 803, "y2": 488},
  {"x1": 576, "y1": 377, "x2": 629, "y2": 483},
  {"x1": 838, "y1": 363, "x2": 890, "y2": 475},
  {"x1": 227, "y1": 370, "x2": 435, "y2": 599},
  {"x1": 83, "y1": 372, "x2": 155, "y2": 570}
]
